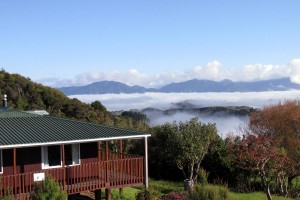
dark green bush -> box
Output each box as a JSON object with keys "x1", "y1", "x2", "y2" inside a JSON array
[{"x1": 30, "y1": 177, "x2": 67, "y2": 200}]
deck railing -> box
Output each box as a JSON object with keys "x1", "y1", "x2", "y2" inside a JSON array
[{"x1": 0, "y1": 157, "x2": 144, "y2": 199}]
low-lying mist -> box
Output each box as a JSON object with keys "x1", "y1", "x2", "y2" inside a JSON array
[{"x1": 70, "y1": 91, "x2": 300, "y2": 137}]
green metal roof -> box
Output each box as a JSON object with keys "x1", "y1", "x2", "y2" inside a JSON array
[{"x1": 0, "y1": 108, "x2": 150, "y2": 148}]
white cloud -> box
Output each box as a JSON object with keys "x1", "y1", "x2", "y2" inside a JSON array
[
  {"x1": 37, "y1": 58, "x2": 300, "y2": 88},
  {"x1": 236, "y1": 63, "x2": 286, "y2": 81},
  {"x1": 289, "y1": 59, "x2": 300, "y2": 84}
]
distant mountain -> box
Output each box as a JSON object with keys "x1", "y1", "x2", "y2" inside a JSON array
[
  {"x1": 59, "y1": 81, "x2": 157, "y2": 95},
  {"x1": 58, "y1": 78, "x2": 300, "y2": 95}
]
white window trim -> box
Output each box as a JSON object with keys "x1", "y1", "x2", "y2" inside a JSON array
[
  {"x1": 41, "y1": 145, "x2": 62, "y2": 169},
  {"x1": 66, "y1": 144, "x2": 81, "y2": 167},
  {"x1": 41, "y1": 144, "x2": 81, "y2": 169},
  {"x1": 0, "y1": 150, "x2": 3, "y2": 174}
]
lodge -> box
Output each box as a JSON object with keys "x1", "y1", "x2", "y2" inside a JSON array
[{"x1": 0, "y1": 98, "x2": 150, "y2": 200}]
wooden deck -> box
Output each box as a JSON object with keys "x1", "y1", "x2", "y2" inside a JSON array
[{"x1": 0, "y1": 156, "x2": 144, "y2": 199}]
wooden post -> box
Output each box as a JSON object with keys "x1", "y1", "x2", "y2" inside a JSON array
[
  {"x1": 119, "y1": 139, "x2": 123, "y2": 159},
  {"x1": 61, "y1": 144, "x2": 66, "y2": 190},
  {"x1": 105, "y1": 188, "x2": 111, "y2": 200},
  {"x1": 144, "y1": 137, "x2": 149, "y2": 188},
  {"x1": 13, "y1": 148, "x2": 17, "y2": 195},
  {"x1": 94, "y1": 189, "x2": 102, "y2": 200},
  {"x1": 98, "y1": 141, "x2": 101, "y2": 162},
  {"x1": 105, "y1": 141, "x2": 109, "y2": 184},
  {"x1": 13, "y1": 148, "x2": 17, "y2": 175},
  {"x1": 105, "y1": 142, "x2": 111, "y2": 200},
  {"x1": 119, "y1": 139, "x2": 123, "y2": 194},
  {"x1": 106, "y1": 141, "x2": 109, "y2": 161}
]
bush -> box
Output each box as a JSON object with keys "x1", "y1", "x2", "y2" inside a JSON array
[
  {"x1": 198, "y1": 168, "x2": 209, "y2": 185},
  {"x1": 30, "y1": 177, "x2": 67, "y2": 200},
  {"x1": 160, "y1": 192, "x2": 189, "y2": 200},
  {"x1": 135, "y1": 189, "x2": 159, "y2": 200},
  {"x1": 189, "y1": 184, "x2": 229, "y2": 200}
]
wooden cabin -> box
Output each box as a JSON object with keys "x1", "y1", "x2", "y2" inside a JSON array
[{"x1": 0, "y1": 108, "x2": 150, "y2": 200}]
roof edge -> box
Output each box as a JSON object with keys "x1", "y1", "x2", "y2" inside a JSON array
[{"x1": 0, "y1": 134, "x2": 151, "y2": 149}]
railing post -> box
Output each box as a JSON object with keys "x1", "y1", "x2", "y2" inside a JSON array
[
  {"x1": 61, "y1": 144, "x2": 66, "y2": 191},
  {"x1": 13, "y1": 148, "x2": 17, "y2": 197},
  {"x1": 144, "y1": 136, "x2": 149, "y2": 188},
  {"x1": 105, "y1": 141, "x2": 109, "y2": 185}
]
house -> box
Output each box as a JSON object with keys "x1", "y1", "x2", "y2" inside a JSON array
[{"x1": 0, "y1": 105, "x2": 150, "y2": 199}]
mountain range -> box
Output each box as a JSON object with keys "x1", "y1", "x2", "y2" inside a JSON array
[{"x1": 58, "y1": 78, "x2": 300, "y2": 95}]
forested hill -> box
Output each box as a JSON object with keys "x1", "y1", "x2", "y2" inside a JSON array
[{"x1": 0, "y1": 70, "x2": 149, "y2": 131}]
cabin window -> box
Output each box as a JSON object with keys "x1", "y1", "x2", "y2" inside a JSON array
[
  {"x1": 0, "y1": 150, "x2": 2, "y2": 174},
  {"x1": 42, "y1": 145, "x2": 62, "y2": 169},
  {"x1": 65, "y1": 144, "x2": 80, "y2": 166}
]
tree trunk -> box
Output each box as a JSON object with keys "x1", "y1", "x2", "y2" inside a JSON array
[
  {"x1": 266, "y1": 183, "x2": 272, "y2": 200},
  {"x1": 261, "y1": 174, "x2": 272, "y2": 200}
]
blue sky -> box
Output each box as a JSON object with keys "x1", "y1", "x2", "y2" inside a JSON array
[{"x1": 1, "y1": 0, "x2": 300, "y2": 87}]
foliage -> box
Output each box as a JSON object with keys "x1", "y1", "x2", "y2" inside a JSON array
[
  {"x1": 0, "y1": 70, "x2": 150, "y2": 140},
  {"x1": 249, "y1": 100, "x2": 300, "y2": 184},
  {"x1": 174, "y1": 118, "x2": 217, "y2": 182},
  {"x1": 135, "y1": 189, "x2": 158, "y2": 200},
  {"x1": 230, "y1": 134, "x2": 295, "y2": 200},
  {"x1": 160, "y1": 192, "x2": 189, "y2": 200},
  {"x1": 189, "y1": 184, "x2": 229, "y2": 200},
  {"x1": 142, "y1": 179, "x2": 183, "y2": 195},
  {"x1": 0, "y1": 177, "x2": 12, "y2": 200},
  {"x1": 198, "y1": 168, "x2": 209, "y2": 185},
  {"x1": 30, "y1": 177, "x2": 67, "y2": 200},
  {"x1": 121, "y1": 111, "x2": 148, "y2": 122},
  {"x1": 202, "y1": 134, "x2": 237, "y2": 186},
  {"x1": 148, "y1": 118, "x2": 217, "y2": 183}
]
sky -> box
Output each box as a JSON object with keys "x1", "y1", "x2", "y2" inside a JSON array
[{"x1": 1, "y1": 0, "x2": 300, "y2": 88}]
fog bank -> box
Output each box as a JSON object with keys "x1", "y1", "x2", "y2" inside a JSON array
[
  {"x1": 70, "y1": 91, "x2": 300, "y2": 137},
  {"x1": 70, "y1": 91, "x2": 300, "y2": 111}
]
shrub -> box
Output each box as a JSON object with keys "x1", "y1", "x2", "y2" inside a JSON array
[
  {"x1": 189, "y1": 184, "x2": 229, "y2": 200},
  {"x1": 197, "y1": 168, "x2": 209, "y2": 185},
  {"x1": 30, "y1": 177, "x2": 67, "y2": 200},
  {"x1": 160, "y1": 192, "x2": 189, "y2": 200},
  {"x1": 136, "y1": 189, "x2": 158, "y2": 200}
]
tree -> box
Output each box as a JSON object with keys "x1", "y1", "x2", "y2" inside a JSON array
[
  {"x1": 231, "y1": 134, "x2": 294, "y2": 200},
  {"x1": 249, "y1": 100, "x2": 300, "y2": 187},
  {"x1": 151, "y1": 118, "x2": 217, "y2": 188},
  {"x1": 175, "y1": 118, "x2": 217, "y2": 183}
]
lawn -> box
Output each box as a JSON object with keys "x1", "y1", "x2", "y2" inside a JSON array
[{"x1": 109, "y1": 179, "x2": 293, "y2": 200}]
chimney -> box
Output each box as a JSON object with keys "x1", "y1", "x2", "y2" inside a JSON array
[{"x1": 3, "y1": 94, "x2": 7, "y2": 107}]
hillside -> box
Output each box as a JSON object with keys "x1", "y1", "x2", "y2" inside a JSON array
[
  {"x1": 0, "y1": 70, "x2": 149, "y2": 132},
  {"x1": 58, "y1": 78, "x2": 300, "y2": 95}
]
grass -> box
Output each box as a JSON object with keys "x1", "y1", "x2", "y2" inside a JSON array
[
  {"x1": 107, "y1": 179, "x2": 293, "y2": 200},
  {"x1": 110, "y1": 188, "x2": 140, "y2": 200},
  {"x1": 229, "y1": 191, "x2": 293, "y2": 200},
  {"x1": 148, "y1": 179, "x2": 292, "y2": 200}
]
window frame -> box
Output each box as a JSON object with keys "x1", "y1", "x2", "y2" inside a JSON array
[
  {"x1": 41, "y1": 144, "x2": 81, "y2": 169},
  {"x1": 65, "y1": 144, "x2": 81, "y2": 166},
  {"x1": 41, "y1": 145, "x2": 62, "y2": 169}
]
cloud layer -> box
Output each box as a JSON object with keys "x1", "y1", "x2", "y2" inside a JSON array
[
  {"x1": 70, "y1": 91, "x2": 300, "y2": 137},
  {"x1": 70, "y1": 91, "x2": 300, "y2": 111},
  {"x1": 38, "y1": 58, "x2": 300, "y2": 88}
]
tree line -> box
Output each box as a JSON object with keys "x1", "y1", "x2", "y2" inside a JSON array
[{"x1": 140, "y1": 100, "x2": 300, "y2": 200}]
